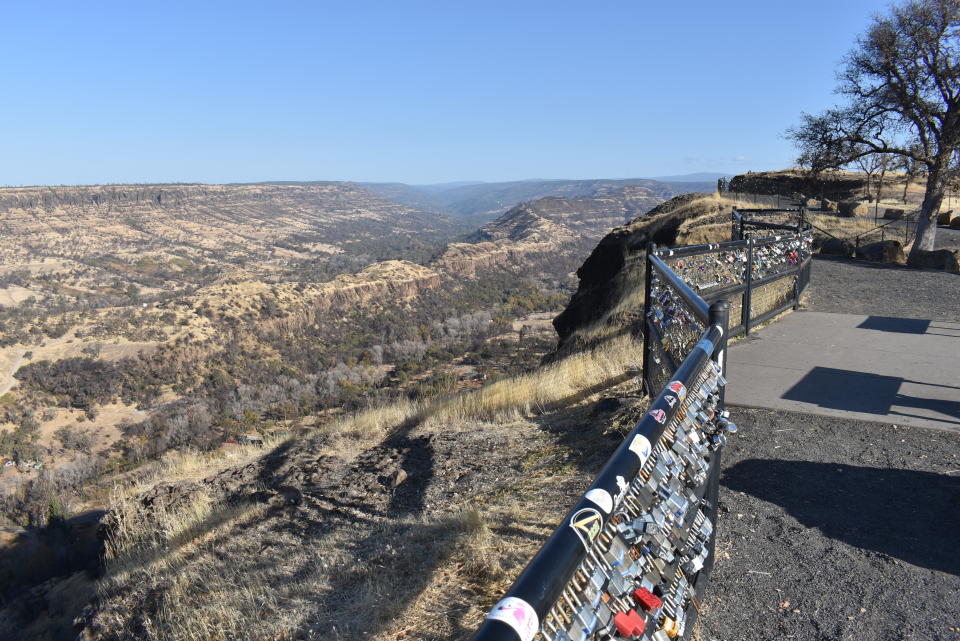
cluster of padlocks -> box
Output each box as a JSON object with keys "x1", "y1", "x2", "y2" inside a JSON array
[
  {"x1": 539, "y1": 359, "x2": 736, "y2": 641},
  {"x1": 749, "y1": 233, "x2": 813, "y2": 281},
  {"x1": 646, "y1": 273, "x2": 706, "y2": 391},
  {"x1": 657, "y1": 232, "x2": 814, "y2": 298},
  {"x1": 661, "y1": 248, "x2": 747, "y2": 294}
]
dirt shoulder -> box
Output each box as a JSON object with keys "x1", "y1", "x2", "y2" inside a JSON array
[
  {"x1": 704, "y1": 253, "x2": 960, "y2": 641},
  {"x1": 703, "y1": 407, "x2": 960, "y2": 641},
  {"x1": 805, "y1": 255, "x2": 960, "y2": 321}
]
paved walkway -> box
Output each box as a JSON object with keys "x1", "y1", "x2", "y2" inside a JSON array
[{"x1": 726, "y1": 311, "x2": 960, "y2": 432}]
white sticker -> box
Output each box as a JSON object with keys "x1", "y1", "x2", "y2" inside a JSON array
[
  {"x1": 585, "y1": 488, "x2": 613, "y2": 514},
  {"x1": 488, "y1": 597, "x2": 539, "y2": 641},
  {"x1": 613, "y1": 475, "x2": 629, "y2": 507},
  {"x1": 569, "y1": 507, "x2": 603, "y2": 550},
  {"x1": 629, "y1": 434, "x2": 652, "y2": 464}
]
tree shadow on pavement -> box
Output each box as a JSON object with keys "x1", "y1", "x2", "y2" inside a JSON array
[
  {"x1": 782, "y1": 367, "x2": 960, "y2": 428},
  {"x1": 722, "y1": 459, "x2": 960, "y2": 576}
]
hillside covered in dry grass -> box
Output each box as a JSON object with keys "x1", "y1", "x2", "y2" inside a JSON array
[{"x1": 4, "y1": 169, "x2": 938, "y2": 641}]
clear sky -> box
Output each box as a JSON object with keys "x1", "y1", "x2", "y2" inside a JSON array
[{"x1": 2, "y1": 0, "x2": 888, "y2": 185}]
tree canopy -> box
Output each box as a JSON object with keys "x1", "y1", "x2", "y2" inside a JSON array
[{"x1": 788, "y1": 0, "x2": 960, "y2": 260}]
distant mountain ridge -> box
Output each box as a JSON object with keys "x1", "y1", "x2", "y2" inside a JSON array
[{"x1": 361, "y1": 177, "x2": 713, "y2": 221}]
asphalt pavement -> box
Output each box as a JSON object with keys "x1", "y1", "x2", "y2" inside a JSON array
[
  {"x1": 726, "y1": 311, "x2": 960, "y2": 432},
  {"x1": 702, "y1": 254, "x2": 960, "y2": 641}
]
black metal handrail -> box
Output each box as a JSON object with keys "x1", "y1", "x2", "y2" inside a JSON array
[
  {"x1": 850, "y1": 209, "x2": 919, "y2": 248},
  {"x1": 647, "y1": 254, "x2": 710, "y2": 323},
  {"x1": 471, "y1": 206, "x2": 811, "y2": 641},
  {"x1": 471, "y1": 310, "x2": 729, "y2": 641}
]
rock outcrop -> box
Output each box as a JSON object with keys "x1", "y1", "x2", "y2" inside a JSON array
[
  {"x1": 838, "y1": 201, "x2": 868, "y2": 217},
  {"x1": 907, "y1": 248, "x2": 960, "y2": 272},
  {"x1": 729, "y1": 169, "x2": 868, "y2": 201},
  {"x1": 819, "y1": 238, "x2": 855, "y2": 257},
  {"x1": 855, "y1": 240, "x2": 906, "y2": 264},
  {"x1": 553, "y1": 193, "x2": 730, "y2": 347}
]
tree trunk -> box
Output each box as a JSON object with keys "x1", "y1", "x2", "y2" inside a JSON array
[{"x1": 907, "y1": 159, "x2": 946, "y2": 262}]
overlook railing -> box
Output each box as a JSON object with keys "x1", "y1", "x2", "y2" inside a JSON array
[{"x1": 471, "y1": 207, "x2": 813, "y2": 641}]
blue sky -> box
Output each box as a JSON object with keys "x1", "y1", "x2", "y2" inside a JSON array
[{"x1": 2, "y1": 0, "x2": 887, "y2": 185}]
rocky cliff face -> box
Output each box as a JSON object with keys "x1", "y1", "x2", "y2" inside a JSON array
[
  {"x1": 552, "y1": 192, "x2": 732, "y2": 352},
  {"x1": 728, "y1": 169, "x2": 868, "y2": 201},
  {"x1": 0, "y1": 182, "x2": 460, "y2": 298},
  {"x1": 435, "y1": 185, "x2": 678, "y2": 279}
]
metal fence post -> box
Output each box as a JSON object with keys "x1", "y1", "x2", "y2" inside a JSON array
[
  {"x1": 640, "y1": 242, "x2": 656, "y2": 396},
  {"x1": 793, "y1": 270, "x2": 801, "y2": 311},
  {"x1": 708, "y1": 299, "x2": 730, "y2": 405},
  {"x1": 743, "y1": 237, "x2": 753, "y2": 335}
]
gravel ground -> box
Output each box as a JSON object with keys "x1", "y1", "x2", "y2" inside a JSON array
[
  {"x1": 805, "y1": 255, "x2": 960, "y2": 321},
  {"x1": 702, "y1": 254, "x2": 960, "y2": 641},
  {"x1": 935, "y1": 225, "x2": 960, "y2": 250},
  {"x1": 703, "y1": 408, "x2": 960, "y2": 641}
]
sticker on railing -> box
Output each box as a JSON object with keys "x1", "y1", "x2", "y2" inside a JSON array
[
  {"x1": 668, "y1": 380, "x2": 687, "y2": 399},
  {"x1": 613, "y1": 474, "x2": 629, "y2": 507},
  {"x1": 648, "y1": 408, "x2": 666, "y2": 423},
  {"x1": 628, "y1": 434, "x2": 652, "y2": 463},
  {"x1": 487, "y1": 597, "x2": 539, "y2": 641},
  {"x1": 584, "y1": 488, "x2": 613, "y2": 513},
  {"x1": 569, "y1": 507, "x2": 603, "y2": 550}
]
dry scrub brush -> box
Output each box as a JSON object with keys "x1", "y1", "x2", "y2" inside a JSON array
[
  {"x1": 91, "y1": 336, "x2": 643, "y2": 640},
  {"x1": 327, "y1": 332, "x2": 642, "y2": 441}
]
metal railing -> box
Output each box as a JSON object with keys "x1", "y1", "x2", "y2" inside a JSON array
[
  {"x1": 471, "y1": 207, "x2": 812, "y2": 641},
  {"x1": 471, "y1": 315, "x2": 731, "y2": 641},
  {"x1": 851, "y1": 210, "x2": 918, "y2": 250},
  {"x1": 642, "y1": 209, "x2": 813, "y2": 395}
]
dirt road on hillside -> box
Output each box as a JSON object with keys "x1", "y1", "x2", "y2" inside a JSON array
[{"x1": 0, "y1": 351, "x2": 25, "y2": 397}]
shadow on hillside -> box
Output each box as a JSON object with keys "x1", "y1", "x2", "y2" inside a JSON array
[
  {"x1": 0, "y1": 510, "x2": 103, "y2": 641},
  {"x1": 722, "y1": 459, "x2": 960, "y2": 575}
]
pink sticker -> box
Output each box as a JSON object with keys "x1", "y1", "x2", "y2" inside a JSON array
[
  {"x1": 668, "y1": 381, "x2": 687, "y2": 399},
  {"x1": 649, "y1": 409, "x2": 666, "y2": 424},
  {"x1": 488, "y1": 597, "x2": 539, "y2": 641}
]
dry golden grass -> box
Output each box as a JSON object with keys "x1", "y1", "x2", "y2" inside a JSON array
[
  {"x1": 327, "y1": 332, "x2": 642, "y2": 443},
  {"x1": 112, "y1": 433, "x2": 290, "y2": 502},
  {"x1": 805, "y1": 212, "x2": 882, "y2": 239},
  {"x1": 87, "y1": 333, "x2": 644, "y2": 640},
  {"x1": 100, "y1": 488, "x2": 523, "y2": 641},
  {"x1": 102, "y1": 489, "x2": 262, "y2": 587},
  {"x1": 434, "y1": 333, "x2": 640, "y2": 423},
  {"x1": 100, "y1": 495, "x2": 271, "y2": 641},
  {"x1": 749, "y1": 278, "x2": 796, "y2": 319},
  {"x1": 675, "y1": 222, "x2": 731, "y2": 246}
]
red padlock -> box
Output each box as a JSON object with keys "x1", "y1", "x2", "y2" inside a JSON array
[
  {"x1": 614, "y1": 609, "x2": 646, "y2": 638},
  {"x1": 633, "y1": 587, "x2": 663, "y2": 612}
]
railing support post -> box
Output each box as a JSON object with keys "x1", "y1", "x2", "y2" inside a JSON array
[
  {"x1": 708, "y1": 300, "x2": 730, "y2": 406},
  {"x1": 743, "y1": 237, "x2": 753, "y2": 335},
  {"x1": 640, "y1": 242, "x2": 656, "y2": 396}
]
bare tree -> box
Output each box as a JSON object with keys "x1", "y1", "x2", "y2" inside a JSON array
[{"x1": 788, "y1": 0, "x2": 960, "y2": 262}]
